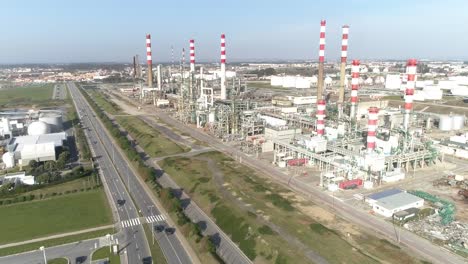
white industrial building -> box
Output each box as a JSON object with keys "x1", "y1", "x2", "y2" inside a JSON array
[
  {"x1": 0, "y1": 171, "x2": 35, "y2": 186},
  {"x1": 3, "y1": 132, "x2": 67, "y2": 167},
  {"x1": 367, "y1": 189, "x2": 424, "y2": 217}
]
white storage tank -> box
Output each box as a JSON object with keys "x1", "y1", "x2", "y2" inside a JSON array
[
  {"x1": 2, "y1": 152, "x2": 15, "y2": 168},
  {"x1": 27, "y1": 121, "x2": 50, "y2": 135},
  {"x1": 39, "y1": 114, "x2": 63, "y2": 132},
  {"x1": 452, "y1": 115, "x2": 465, "y2": 130},
  {"x1": 438, "y1": 115, "x2": 453, "y2": 131}
]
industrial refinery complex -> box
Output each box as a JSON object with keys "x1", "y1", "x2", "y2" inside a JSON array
[{"x1": 1, "y1": 8, "x2": 468, "y2": 264}]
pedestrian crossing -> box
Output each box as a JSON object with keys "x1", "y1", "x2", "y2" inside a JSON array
[
  {"x1": 145, "y1": 214, "x2": 165, "y2": 223},
  {"x1": 120, "y1": 214, "x2": 165, "y2": 228},
  {"x1": 121, "y1": 218, "x2": 141, "y2": 228}
]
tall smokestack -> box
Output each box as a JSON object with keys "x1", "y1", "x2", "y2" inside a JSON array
[
  {"x1": 367, "y1": 107, "x2": 379, "y2": 152},
  {"x1": 220, "y1": 33, "x2": 227, "y2": 100},
  {"x1": 146, "y1": 34, "x2": 153, "y2": 87},
  {"x1": 404, "y1": 59, "x2": 417, "y2": 131},
  {"x1": 157, "y1": 65, "x2": 162, "y2": 90},
  {"x1": 190, "y1": 39, "x2": 195, "y2": 72},
  {"x1": 316, "y1": 20, "x2": 326, "y2": 100},
  {"x1": 133, "y1": 56, "x2": 137, "y2": 79},
  {"x1": 316, "y1": 99, "x2": 326, "y2": 137},
  {"x1": 338, "y1": 25, "x2": 349, "y2": 106},
  {"x1": 350, "y1": 60, "x2": 360, "y2": 119}
]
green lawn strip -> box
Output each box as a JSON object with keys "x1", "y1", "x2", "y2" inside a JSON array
[
  {"x1": 86, "y1": 89, "x2": 122, "y2": 115},
  {"x1": 0, "y1": 190, "x2": 112, "y2": 244},
  {"x1": 142, "y1": 223, "x2": 167, "y2": 264},
  {"x1": 0, "y1": 84, "x2": 54, "y2": 106},
  {"x1": 159, "y1": 156, "x2": 310, "y2": 263},
  {"x1": 0, "y1": 176, "x2": 100, "y2": 204},
  {"x1": 47, "y1": 258, "x2": 68, "y2": 264},
  {"x1": 0, "y1": 228, "x2": 114, "y2": 257},
  {"x1": 116, "y1": 116, "x2": 190, "y2": 157},
  {"x1": 91, "y1": 246, "x2": 120, "y2": 263}
]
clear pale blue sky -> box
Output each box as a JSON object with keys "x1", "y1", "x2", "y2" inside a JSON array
[{"x1": 1, "y1": 0, "x2": 467, "y2": 63}]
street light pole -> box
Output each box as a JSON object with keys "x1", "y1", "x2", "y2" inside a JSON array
[{"x1": 39, "y1": 246, "x2": 47, "y2": 264}]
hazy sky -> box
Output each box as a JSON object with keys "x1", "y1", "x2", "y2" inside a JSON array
[{"x1": 1, "y1": 0, "x2": 467, "y2": 63}]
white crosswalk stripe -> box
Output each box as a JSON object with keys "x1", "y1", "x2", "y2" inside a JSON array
[
  {"x1": 144, "y1": 214, "x2": 165, "y2": 223},
  {"x1": 120, "y1": 217, "x2": 142, "y2": 228}
]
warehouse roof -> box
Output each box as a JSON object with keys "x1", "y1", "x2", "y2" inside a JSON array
[
  {"x1": 367, "y1": 188, "x2": 402, "y2": 201},
  {"x1": 9, "y1": 132, "x2": 66, "y2": 152},
  {"x1": 375, "y1": 192, "x2": 423, "y2": 211}
]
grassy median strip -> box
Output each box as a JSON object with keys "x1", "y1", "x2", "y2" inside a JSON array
[
  {"x1": 142, "y1": 223, "x2": 167, "y2": 264},
  {"x1": 91, "y1": 246, "x2": 121, "y2": 263},
  {"x1": 116, "y1": 116, "x2": 190, "y2": 157},
  {"x1": 0, "y1": 228, "x2": 115, "y2": 257},
  {"x1": 0, "y1": 190, "x2": 112, "y2": 244},
  {"x1": 47, "y1": 258, "x2": 69, "y2": 264},
  {"x1": 160, "y1": 151, "x2": 423, "y2": 264}
]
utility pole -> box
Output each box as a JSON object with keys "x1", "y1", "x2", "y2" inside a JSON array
[{"x1": 39, "y1": 246, "x2": 47, "y2": 264}]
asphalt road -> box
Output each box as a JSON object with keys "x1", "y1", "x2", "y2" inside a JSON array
[
  {"x1": 149, "y1": 110, "x2": 467, "y2": 264},
  {"x1": 0, "y1": 238, "x2": 100, "y2": 264},
  {"x1": 68, "y1": 83, "x2": 192, "y2": 264}
]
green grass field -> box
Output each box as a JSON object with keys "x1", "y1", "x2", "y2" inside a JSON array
[
  {"x1": 92, "y1": 246, "x2": 121, "y2": 263},
  {"x1": 0, "y1": 228, "x2": 115, "y2": 257},
  {"x1": 0, "y1": 190, "x2": 112, "y2": 244},
  {"x1": 0, "y1": 84, "x2": 54, "y2": 106},
  {"x1": 159, "y1": 151, "x2": 423, "y2": 264},
  {"x1": 87, "y1": 90, "x2": 122, "y2": 115},
  {"x1": 116, "y1": 116, "x2": 190, "y2": 157}
]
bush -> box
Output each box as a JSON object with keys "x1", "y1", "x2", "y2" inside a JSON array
[{"x1": 258, "y1": 225, "x2": 276, "y2": 235}]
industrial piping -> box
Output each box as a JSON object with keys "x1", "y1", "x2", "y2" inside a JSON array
[
  {"x1": 317, "y1": 20, "x2": 326, "y2": 100},
  {"x1": 190, "y1": 39, "x2": 195, "y2": 72},
  {"x1": 220, "y1": 33, "x2": 227, "y2": 100},
  {"x1": 338, "y1": 25, "x2": 349, "y2": 106},
  {"x1": 316, "y1": 99, "x2": 326, "y2": 137},
  {"x1": 367, "y1": 107, "x2": 379, "y2": 152},
  {"x1": 146, "y1": 34, "x2": 153, "y2": 87},
  {"x1": 404, "y1": 59, "x2": 417, "y2": 131},
  {"x1": 350, "y1": 60, "x2": 360, "y2": 119}
]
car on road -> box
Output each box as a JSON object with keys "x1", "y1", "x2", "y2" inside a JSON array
[
  {"x1": 154, "y1": 225, "x2": 165, "y2": 232},
  {"x1": 117, "y1": 199, "x2": 126, "y2": 206},
  {"x1": 75, "y1": 256, "x2": 87, "y2": 264},
  {"x1": 142, "y1": 256, "x2": 152, "y2": 264},
  {"x1": 164, "y1": 227, "x2": 176, "y2": 235}
]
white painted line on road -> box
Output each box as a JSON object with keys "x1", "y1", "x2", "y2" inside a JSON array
[
  {"x1": 136, "y1": 218, "x2": 140, "y2": 225},
  {"x1": 156, "y1": 215, "x2": 162, "y2": 221}
]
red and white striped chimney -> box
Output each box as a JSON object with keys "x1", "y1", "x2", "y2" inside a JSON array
[
  {"x1": 338, "y1": 25, "x2": 349, "y2": 105},
  {"x1": 220, "y1": 33, "x2": 227, "y2": 100},
  {"x1": 316, "y1": 99, "x2": 326, "y2": 137},
  {"x1": 189, "y1": 39, "x2": 195, "y2": 72},
  {"x1": 367, "y1": 107, "x2": 379, "y2": 152},
  {"x1": 350, "y1": 60, "x2": 360, "y2": 119},
  {"x1": 404, "y1": 59, "x2": 417, "y2": 131},
  {"x1": 146, "y1": 34, "x2": 153, "y2": 87},
  {"x1": 317, "y1": 20, "x2": 326, "y2": 100}
]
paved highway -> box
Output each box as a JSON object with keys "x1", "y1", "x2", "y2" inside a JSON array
[
  {"x1": 68, "y1": 83, "x2": 193, "y2": 264},
  {"x1": 147, "y1": 110, "x2": 467, "y2": 264}
]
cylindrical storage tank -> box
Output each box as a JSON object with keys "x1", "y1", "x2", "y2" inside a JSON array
[
  {"x1": 438, "y1": 115, "x2": 453, "y2": 131},
  {"x1": 426, "y1": 117, "x2": 431, "y2": 130},
  {"x1": 27, "y1": 121, "x2": 50, "y2": 135},
  {"x1": 452, "y1": 115, "x2": 465, "y2": 130},
  {"x1": 39, "y1": 114, "x2": 63, "y2": 132},
  {"x1": 2, "y1": 152, "x2": 15, "y2": 168}
]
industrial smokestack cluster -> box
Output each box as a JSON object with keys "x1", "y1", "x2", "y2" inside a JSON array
[
  {"x1": 146, "y1": 34, "x2": 153, "y2": 87},
  {"x1": 316, "y1": 99, "x2": 326, "y2": 137}
]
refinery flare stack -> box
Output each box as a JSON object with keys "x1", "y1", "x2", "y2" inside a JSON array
[{"x1": 146, "y1": 34, "x2": 153, "y2": 87}]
